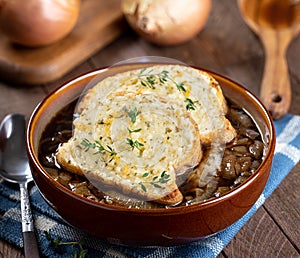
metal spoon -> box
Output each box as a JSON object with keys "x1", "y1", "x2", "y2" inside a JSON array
[
  {"x1": 238, "y1": 0, "x2": 300, "y2": 119},
  {"x1": 0, "y1": 114, "x2": 40, "y2": 258}
]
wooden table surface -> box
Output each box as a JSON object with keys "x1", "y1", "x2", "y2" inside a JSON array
[{"x1": 0, "y1": 0, "x2": 299, "y2": 257}]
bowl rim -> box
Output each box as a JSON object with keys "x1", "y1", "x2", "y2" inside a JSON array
[{"x1": 27, "y1": 64, "x2": 276, "y2": 215}]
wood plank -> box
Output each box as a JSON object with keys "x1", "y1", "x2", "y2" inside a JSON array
[
  {"x1": 286, "y1": 27, "x2": 300, "y2": 78},
  {"x1": 0, "y1": 0, "x2": 126, "y2": 85},
  {"x1": 287, "y1": 35, "x2": 300, "y2": 115},
  {"x1": 0, "y1": 82, "x2": 46, "y2": 120},
  {"x1": 90, "y1": 27, "x2": 224, "y2": 74},
  {"x1": 264, "y1": 164, "x2": 300, "y2": 251},
  {"x1": 220, "y1": 207, "x2": 299, "y2": 257},
  {"x1": 43, "y1": 60, "x2": 94, "y2": 94},
  {"x1": 199, "y1": 0, "x2": 264, "y2": 65},
  {"x1": 0, "y1": 239, "x2": 23, "y2": 258}
]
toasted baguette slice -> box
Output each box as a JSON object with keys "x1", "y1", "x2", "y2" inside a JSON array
[
  {"x1": 57, "y1": 64, "x2": 236, "y2": 205},
  {"x1": 77, "y1": 64, "x2": 236, "y2": 144},
  {"x1": 57, "y1": 93, "x2": 202, "y2": 205}
]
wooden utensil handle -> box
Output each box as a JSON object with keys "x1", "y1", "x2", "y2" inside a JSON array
[
  {"x1": 23, "y1": 232, "x2": 40, "y2": 258},
  {"x1": 260, "y1": 30, "x2": 292, "y2": 120}
]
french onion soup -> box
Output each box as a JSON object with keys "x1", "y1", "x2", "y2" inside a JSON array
[{"x1": 38, "y1": 65, "x2": 266, "y2": 209}]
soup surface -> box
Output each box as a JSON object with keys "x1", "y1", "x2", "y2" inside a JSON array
[{"x1": 38, "y1": 97, "x2": 266, "y2": 209}]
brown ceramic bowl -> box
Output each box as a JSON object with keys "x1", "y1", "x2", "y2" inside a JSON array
[{"x1": 27, "y1": 62, "x2": 276, "y2": 246}]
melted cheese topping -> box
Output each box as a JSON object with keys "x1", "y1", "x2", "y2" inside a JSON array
[
  {"x1": 56, "y1": 64, "x2": 236, "y2": 204},
  {"x1": 71, "y1": 93, "x2": 201, "y2": 202}
]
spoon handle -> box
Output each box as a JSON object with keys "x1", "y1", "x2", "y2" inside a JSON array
[
  {"x1": 20, "y1": 182, "x2": 40, "y2": 258},
  {"x1": 260, "y1": 29, "x2": 292, "y2": 120}
]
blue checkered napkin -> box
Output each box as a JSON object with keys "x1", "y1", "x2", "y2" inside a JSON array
[{"x1": 1, "y1": 114, "x2": 300, "y2": 258}]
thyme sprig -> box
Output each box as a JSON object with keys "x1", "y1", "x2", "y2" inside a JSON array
[
  {"x1": 138, "y1": 68, "x2": 168, "y2": 89},
  {"x1": 138, "y1": 68, "x2": 186, "y2": 92},
  {"x1": 126, "y1": 108, "x2": 144, "y2": 152},
  {"x1": 44, "y1": 231, "x2": 88, "y2": 258},
  {"x1": 139, "y1": 171, "x2": 171, "y2": 192},
  {"x1": 81, "y1": 138, "x2": 116, "y2": 161},
  {"x1": 138, "y1": 68, "x2": 197, "y2": 111},
  {"x1": 126, "y1": 137, "x2": 144, "y2": 151},
  {"x1": 185, "y1": 98, "x2": 196, "y2": 111}
]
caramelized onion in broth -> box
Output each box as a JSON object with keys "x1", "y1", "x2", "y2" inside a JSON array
[{"x1": 38, "y1": 97, "x2": 266, "y2": 209}]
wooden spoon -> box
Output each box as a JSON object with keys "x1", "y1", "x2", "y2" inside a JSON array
[{"x1": 237, "y1": 0, "x2": 300, "y2": 119}]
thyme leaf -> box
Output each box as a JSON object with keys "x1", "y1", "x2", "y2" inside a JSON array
[
  {"x1": 127, "y1": 107, "x2": 141, "y2": 123},
  {"x1": 140, "y1": 183, "x2": 147, "y2": 192},
  {"x1": 158, "y1": 170, "x2": 171, "y2": 183},
  {"x1": 81, "y1": 139, "x2": 96, "y2": 150},
  {"x1": 44, "y1": 231, "x2": 88, "y2": 258},
  {"x1": 126, "y1": 138, "x2": 144, "y2": 151},
  {"x1": 128, "y1": 127, "x2": 142, "y2": 133},
  {"x1": 176, "y1": 82, "x2": 186, "y2": 92},
  {"x1": 139, "y1": 171, "x2": 171, "y2": 192},
  {"x1": 185, "y1": 98, "x2": 196, "y2": 111},
  {"x1": 81, "y1": 138, "x2": 116, "y2": 161}
]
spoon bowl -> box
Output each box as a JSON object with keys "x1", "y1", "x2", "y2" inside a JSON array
[
  {"x1": 0, "y1": 114, "x2": 31, "y2": 183},
  {"x1": 0, "y1": 114, "x2": 39, "y2": 257},
  {"x1": 238, "y1": 0, "x2": 300, "y2": 119}
]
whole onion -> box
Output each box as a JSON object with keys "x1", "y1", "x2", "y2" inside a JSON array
[
  {"x1": 0, "y1": 0, "x2": 80, "y2": 47},
  {"x1": 122, "y1": 0, "x2": 211, "y2": 46}
]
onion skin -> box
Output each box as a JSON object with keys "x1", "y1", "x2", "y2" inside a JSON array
[
  {"x1": 0, "y1": 0, "x2": 80, "y2": 47},
  {"x1": 122, "y1": 0, "x2": 211, "y2": 46}
]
